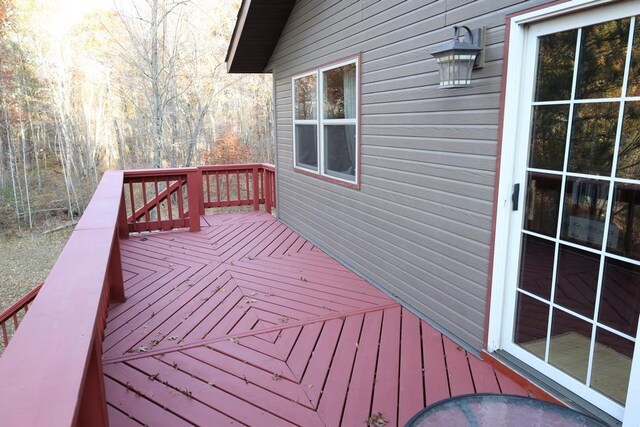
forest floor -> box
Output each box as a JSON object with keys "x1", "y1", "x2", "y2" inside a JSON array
[{"x1": 0, "y1": 228, "x2": 72, "y2": 313}]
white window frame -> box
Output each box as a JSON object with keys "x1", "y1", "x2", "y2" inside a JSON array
[
  {"x1": 292, "y1": 57, "x2": 359, "y2": 185},
  {"x1": 487, "y1": 1, "x2": 640, "y2": 425},
  {"x1": 292, "y1": 70, "x2": 319, "y2": 172}
]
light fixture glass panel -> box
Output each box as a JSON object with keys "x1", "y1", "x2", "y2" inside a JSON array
[{"x1": 436, "y1": 54, "x2": 477, "y2": 87}]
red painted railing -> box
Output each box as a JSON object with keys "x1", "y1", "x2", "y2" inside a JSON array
[
  {"x1": 0, "y1": 283, "x2": 42, "y2": 350},
  {"x1": 0, "y1": 171, "x2": 126, "y2": 426},
  {"x1": 123, "y1": 163, "x2": 275, "y2": 234},
  {"x1": 123, "y1": 167, "x2": 201, "y2": 233},
  {"x1": 200, "y1": 163, "x2": 276, "y2": 214},
  {"x1": 0, "y1": 163, "x2": 275, "y2": 426}
]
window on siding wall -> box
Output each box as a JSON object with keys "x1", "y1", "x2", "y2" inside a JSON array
[{"x1": 292, "y1": 58, "x2": 358, "y2": 184}]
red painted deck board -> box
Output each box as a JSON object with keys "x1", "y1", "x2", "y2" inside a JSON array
[
  {"x1": 371, "y1": 306, "x2": 401, "y2": 426},
  {"x1": 104, "y1": 212, "x2": 532, "y2": 426},
  {"x1": 398, "y1": 308, "x2": 425, "y2": 425},
  {"x1": 443, "y1": 336, "x2": 476, "y2": 396},
  {"x1": 341, "y1": 310, "x2": 383, "y2": 426}
]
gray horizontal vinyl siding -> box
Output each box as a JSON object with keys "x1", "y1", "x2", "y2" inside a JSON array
[{"x1": 268, "y1": 0, "x2": 552, "y2": 351}]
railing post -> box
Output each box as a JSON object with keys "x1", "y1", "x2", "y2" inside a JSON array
[
  {"x1": 186, "y1": 169, "x2": 201, "y2": 232},
  {"x1": 108, "y1": 230, "x2": 126, "y2": 303},
  {"x1": 118, "y1": 190, "x2": 129, "y2": 239},
  {"x1": 252, "y1": 166, "x2": 260, "y2": 211},
  {"x1": 197, "y1": 167, "x2": 205, "y2": 216},
  {"x1": 264, "y1": 168, "x2": 272, "y2": 214},
  {"x1": 77, "y1": 336, "x2": 109, "y2": 427}
]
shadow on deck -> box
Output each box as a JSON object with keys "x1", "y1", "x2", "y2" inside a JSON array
[{"x1": 104, "y1": 211, "x2": 530, "y2": 426}]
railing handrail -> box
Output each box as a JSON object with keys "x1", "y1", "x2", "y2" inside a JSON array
[
  {"x1": 0, "y1": 171, "x2": 126, "y2": 426},
  {"x1": 198, "y1": 162, "x2": 273, "y2": 171}
]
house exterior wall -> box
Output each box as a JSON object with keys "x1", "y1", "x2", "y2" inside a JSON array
[{"x1": 267, "y1": 0, "x2": 552, "y2": 351}]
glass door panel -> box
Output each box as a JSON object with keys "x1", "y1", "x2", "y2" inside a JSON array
[{"x1": 513, "y1": 14, "x2": 640, "y2": 410}]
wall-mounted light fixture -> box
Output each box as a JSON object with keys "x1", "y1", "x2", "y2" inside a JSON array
[{"x1": 431, "y1": 26, "x2": 485, "y2": 88}]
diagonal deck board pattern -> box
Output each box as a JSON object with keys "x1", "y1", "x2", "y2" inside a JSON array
[{"x1": 104, "y1": 212, "x2": 528, "y2": 426}]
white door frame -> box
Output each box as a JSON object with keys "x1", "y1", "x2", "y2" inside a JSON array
[{"x1": 488, "y1": 1, "x2": 640, "y2": 424}]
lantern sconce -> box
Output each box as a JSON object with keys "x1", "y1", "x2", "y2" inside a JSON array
[{"x1": 431, "y1": 26, "x2": 486, "y2": 88}]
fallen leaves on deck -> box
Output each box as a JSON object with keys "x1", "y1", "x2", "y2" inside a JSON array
[{"x1": 366, "y1": 412, "x2": 388, "y2": 426}]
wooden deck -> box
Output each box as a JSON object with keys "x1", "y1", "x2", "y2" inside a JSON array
[{"x1": 103, "y1": 211, "x2": 529, "y2": 426}]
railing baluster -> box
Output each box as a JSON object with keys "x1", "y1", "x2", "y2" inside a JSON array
[
  {"x1": 206, "y1": 172, "x2": 211, "y2": 205},
  {"x1": 245, "y1": 170, "x2": 250, "y2": 203},
  {"x1": 216, "y1": 171, "x2": 221, "y2": 206},
  {"x1": 252, "y1": 166, "x2": 260, "y2": 211},
  {"x1": 1, "y1": 323, "x2": 8, "y2": 347},
  {"x1": 141, "y1": 179, "x2": 150, "y2": 232},
  {"x1": 177, "y1": 178, "x2": 185, "y2": 219},
  {"x1": 166, "y1": 178, "x2": 173, "y2": 225},
  {"x1": 128, "y1": 182, "x2": 135, "y2": 220},
  {"x1": 154, "y1": 178, "x2": 161, "y2": 227},
  {"x1": 235, "y1": 171, "x2": 240, "y2": 203},
  {"x1": 225, "y1": 170, "x2": 230, "y2": 206}
]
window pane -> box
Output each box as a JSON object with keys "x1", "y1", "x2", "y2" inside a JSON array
[
  {"x1": 607, "y1": 183, "x2": 640, "y2": 261},
  {"x1": 575, "y1": 18, "x2": 630, "y2": 99},
  {"x1": 616, "y1": 102, "x2": 640, "y2": 179},
  {"x1": 568, "y1": 102, "x2": 618, "y2": 176},
  {"x1": 294, "y1": 75, "x2": 317, "y2": 120},
  {"x1": 295, "y1": 125, "x2": 318, "y2": 169},
  {"x1": 599, "y1": 257, "x2": 640, "y2": 336},
  {"x1": 591, "y1": 328, "x2": 633, "y2": 404},
  {"x1": 548, "y1": 309, "x2": 592, "y2": 383},
  {"x1": 529, "y1": 105, "x2": 569, "y2": 171},
  {"x1": 627, "y1": 17, "x2": 640, "y2": 96},
  {"x1": 514, "y1": 293, "x2": 549, "y2": 360},
  {"x1": 324, "y1": 125, "x2": 356, "y2": 179},
  {"x1": 535, "y1": 29, "x2": 577, "y2": 102},
  {"x1": 524, "y1": 172, "x2": 562, "y2": 237},
  {"x1": 554, "y1": 245, "x2": 599, "y2": 318},
  {"x1": 323, "y1": 63, "x2": 356, "y2": 120},
  {"x1": 518, "y1": 234, "x2": 555, "y2": 300},
  {"x1": 560, "y1": 177, "x2": 609, "y2": 250}
]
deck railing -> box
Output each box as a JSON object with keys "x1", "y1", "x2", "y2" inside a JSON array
[
  {"x1": 123, "y1": 163, "x2": 275, "y2": 233},
  {"x1": 0, "y1": 283, "x2": 42, "y2": 352},
  {"x1": 0, "y1": 163, "x2": 275, "y2": 426}
]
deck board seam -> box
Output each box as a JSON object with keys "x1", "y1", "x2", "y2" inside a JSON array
[{"x1": 104, "y1": 302, "x2": 400, "y2": 364}]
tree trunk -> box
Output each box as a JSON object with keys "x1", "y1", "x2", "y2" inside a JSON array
[{"x1": 151, "y1": 0, "x2": 163, "y2": 168}]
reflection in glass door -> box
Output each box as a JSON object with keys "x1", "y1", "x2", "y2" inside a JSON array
[{"x1": 513, "y1": 15, "x2": 640, "y2": 409}]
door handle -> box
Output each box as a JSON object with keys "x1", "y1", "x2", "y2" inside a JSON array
[{"x1": 512, "y1": 183, "x2": 520, "y2": 211}]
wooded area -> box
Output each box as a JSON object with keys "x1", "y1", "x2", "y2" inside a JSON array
[{"x1": 0, "y1": 0, "x2": 273, "y2": 232}]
